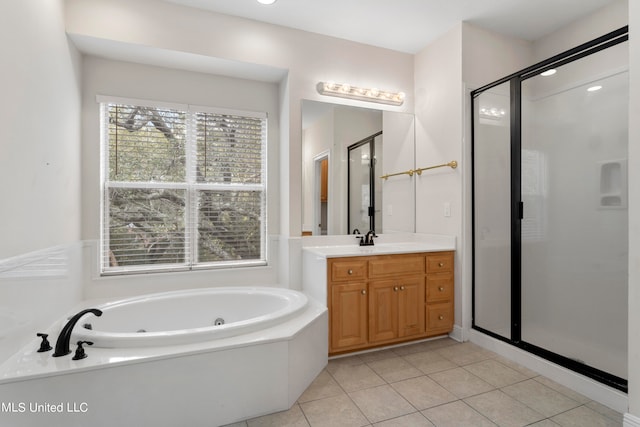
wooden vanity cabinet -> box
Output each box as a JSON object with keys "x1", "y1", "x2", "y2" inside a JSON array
[
  {"x1": 426, "y1": 252, "x2": 454, "y2": 334},
  {"x1": 328, "y1": 251, "x2": 454, "y2": 355}
]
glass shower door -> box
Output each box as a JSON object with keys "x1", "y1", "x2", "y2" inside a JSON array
[
  {"x1": 520, "y1": 44, "x2": 628, "y2": 380},
  {"x1": 473, "y1": 81, "x2": 512, "y2": 340}
]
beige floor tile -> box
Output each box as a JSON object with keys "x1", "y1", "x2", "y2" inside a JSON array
[
  {"x1": 527, "y1": 420, "x2": 561, "y2": 427},
  {"x1": 464, "y1": 389, "x2": 545, "y2": 427},
  {"x1": 533, "y1": 377, "x2": 591, "y2": 404},
  {"x1": 300, "y1": 394, "x2": 369, "y2": 427},
  {"x1": 367, "y1": 356, "x2": 423, "y2": 383},
  {"x1": 327, "y1": 354, "x2": 364, "y2": 373},
  {"x1": 501, "y1": 379, "x2": 581, "y2": 417},
  {"x1": 585, "y1": 401, "x2": 624, "y2": 424},
  {"x1": 349, "y1": 384, "x2": 416, "y2": 423},
  {"x1": 329, "y1": 362, "x2": 386, "y2": 392},
  {"x1": 492, "y1": 355, "x2": 539, "y2": 378},
  {"x1": 422, "y1": 400, "x2": 497, "y2": 427},
  {"x1": 550, "y1": 405, "x2": 621, "y2": 427},
  {"x1": 391, "y1": 375, "x2": 457, "y2": 410},
  {"x1": 436, "y1": 342, "x2": 495, "y2": 365},
  {"x1": 463, "y1": 359, "x2": 528, "y2": 387},
  {"x1": 359, "y1": 349, "x2": 398, "y2": 363},
  {"x1": 402, "y1": 350, "x2": 457, "y2": 374},
  {"x1": 373, "y1": 411, "x2": 434, "y2": 426},
  {"x1": 247, "y1": 404, "x2": 310, "y2": 427},
  {"x1": 429, "y1": 367, "x2": 495, "y2": 398},
  {"x1": 392, "y1": 337, "x2": 456, "y2": 356},
  {"x1": 297, "y1": 370, "x2": 344, "y2": 403}
]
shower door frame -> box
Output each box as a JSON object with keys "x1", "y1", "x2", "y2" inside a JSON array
[
  {"x1": 470, "y1": 26, "x2": 628, "y2": 392},
  {"x1": 347, "y1": 131, "x2": 382, "y2": 234}
]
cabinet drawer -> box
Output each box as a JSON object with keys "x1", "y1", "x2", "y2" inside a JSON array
[
  {"x1": 369, "y1": 255, "x2": 425, "y2": 278},
  {"x1": 426, "y1": 252, "x2": 454, "y2": 273},
  {"x1": 329, "y1": 259, "x2": 368, "y2": 282},
  {"x1": 426, "y1": 302, "x2": 453, "y2": 333},
  {"x1": 426, "y1": 273, "x2": 453, "y2": 302}
]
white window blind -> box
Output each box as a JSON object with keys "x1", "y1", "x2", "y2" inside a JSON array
[{"x1": 101, "y1": 100, "x2": 267, "y2": 274}]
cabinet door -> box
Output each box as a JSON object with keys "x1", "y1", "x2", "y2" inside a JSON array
[
  {"x1": 368, "y1": 279, "x2": 398, "y2": 343},
  {"x1": 330, "y1": 282, "x2": 368, "y2": 352},
  {"x1": 397, "y1": 276, "x2": 425, "y2": 338}
]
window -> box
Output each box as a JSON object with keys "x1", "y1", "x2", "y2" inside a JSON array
[{"x1": 100, "y1": 97, "x2": 267, "y2": 274}]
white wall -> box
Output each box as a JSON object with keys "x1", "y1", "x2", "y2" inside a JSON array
[
  {"x1": 0, "y1": 0, "x2": 82, "y2": 259},
  {"x1": 79, "y1": 56, "x2": 283, "y2": 299},
  {"x1": 381, "y1": 111, "x2": 416, "y2": 233},
  {"x1": 64, "y1": 0, "x2": 415, "y2": 243},
  {"x1": 0, "y1": 0, "x2": 84, "y2": 364},
  {"x1": 627, "y1": 0, "x2": 640, "y2": 421}
]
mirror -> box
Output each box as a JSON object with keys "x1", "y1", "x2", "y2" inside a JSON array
[{"x1": 301, "y1": 100, "x2": 416, "y2": 236}]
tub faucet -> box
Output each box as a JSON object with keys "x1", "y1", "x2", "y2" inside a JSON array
[{"x1": 53, "y1": 308, "x2": 102, "y2": 357}]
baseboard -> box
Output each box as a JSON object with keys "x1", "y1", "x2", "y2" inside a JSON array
[
  {"x1": 624, "y1": 412, "x2": 640, "y2": 427},
  {"x1": 469, "y1": 329, "x2": 628, "y2": 414},
  {"x1": 449, "y1": 324, "x2": 465, "y2": 342}
]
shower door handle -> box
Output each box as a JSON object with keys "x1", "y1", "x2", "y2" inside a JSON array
[{"x1": 518, "y1": 201, "x2": 524, "y2": 219}]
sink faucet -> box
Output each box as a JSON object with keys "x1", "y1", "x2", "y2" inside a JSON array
[
  {"x1": 53, "y1": 308, "x2": 102, "y2": 357},
  {"x1": 359, "y1": 230, "x2": 377, "y2": 246}
]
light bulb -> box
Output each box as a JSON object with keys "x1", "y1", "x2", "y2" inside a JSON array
[{"x1": 257, "y1": 0, "x2": 277, "y2": 4}]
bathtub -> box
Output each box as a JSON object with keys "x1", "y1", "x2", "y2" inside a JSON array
[
  {"x1": 73, "y1": 287, "x2": 310, "y2": 347},
  {"x1": 0, "y1": 286, "x2": 328, "y2": 427}
]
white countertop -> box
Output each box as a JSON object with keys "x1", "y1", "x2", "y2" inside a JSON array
[{"x1": 301, "y1": 233, "x2": 455, "y2": 258}]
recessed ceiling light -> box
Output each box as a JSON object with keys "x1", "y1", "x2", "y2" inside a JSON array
[
  {"x1": 257, "y1": 0, "x2": 276, "y2": 4},
  {"x1": 540, "y1": 69, "x2": 556, "y2": 77},
  {"x1": 587, "y1": 85, "x2": 602, "y2": 92}
]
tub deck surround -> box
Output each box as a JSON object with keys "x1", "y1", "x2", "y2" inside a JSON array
[{"x1": 0, "y1": 287, "x2": 328, "y2": 427}]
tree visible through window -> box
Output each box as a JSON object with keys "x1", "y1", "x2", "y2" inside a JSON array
[{"x1": 101, "y1": 100, "x2": 267, "y2": 274}]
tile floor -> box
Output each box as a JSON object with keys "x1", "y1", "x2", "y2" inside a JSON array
[{"x1": 224, "y1": 338, "x2": 623, "y2": 427}]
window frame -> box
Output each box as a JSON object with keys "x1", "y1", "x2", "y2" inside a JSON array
[{"x1": 98, "y1": 95, "x2": 268, "y2": 276}]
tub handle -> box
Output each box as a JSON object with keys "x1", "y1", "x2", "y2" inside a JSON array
[
  {"x1": 36, "y1": 333, "x2": 52, "y2": 353},
  {"x1": 72, "y1": 341, "x2": 93, "y2": 361}
]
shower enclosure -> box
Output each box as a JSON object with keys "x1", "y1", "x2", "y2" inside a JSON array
[{"x1": 472, "y1": 27, "x2": 628, "y2": 391}]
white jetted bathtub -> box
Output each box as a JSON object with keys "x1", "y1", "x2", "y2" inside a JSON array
[
  {"x1": 73, "y1": 287, "x2": 310, "y2": 347},
  {"x1": 0, "y1": 287, "x2": 328, "y2": 427}
]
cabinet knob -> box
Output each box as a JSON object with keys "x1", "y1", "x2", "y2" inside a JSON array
[
  {"x1": 438, "y1": 315, "x2": 444, "y2": 320},
  {"x1": 393, "y1": 286, "x2": 399, "y2": 292},
  {"x1": 439, "y1": 286, "x2": 444, "y2": 292},
  {"x1": 348, "y1": 269, "x2": 353, "y2": 275},
  {"x1": 400, "y1": 286, "x2": 405, "y2": 291},
  {"x1": 438, "y1": 262, "x2": 444, "y2": 267},
  {"x1": 361, "y1": 289, "x2": 367, "y2": 295}
]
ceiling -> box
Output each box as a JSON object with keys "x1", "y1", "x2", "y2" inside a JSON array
[{"x1": 161, "y1": 0, "x2": 618, "y2": 54}]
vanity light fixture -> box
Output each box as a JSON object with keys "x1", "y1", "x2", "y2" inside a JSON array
[
  {"x1": 257, "y1": 0, "x2": 277, "y2": 4},
  {"x1": 317, "y1": 81, "x2": 405, "y2": 106}
]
